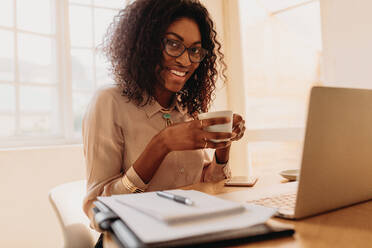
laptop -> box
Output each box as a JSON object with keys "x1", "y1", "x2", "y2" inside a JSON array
[{"x1": 219, "y1": 86, "x2": 372, "y2": 219}]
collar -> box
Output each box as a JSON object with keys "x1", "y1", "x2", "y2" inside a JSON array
[{"x1": 142, "y1": 95, "x2": 188, "y2": 118}]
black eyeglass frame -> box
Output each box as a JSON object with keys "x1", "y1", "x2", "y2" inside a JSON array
[{"x1": 162, "y1": 38, "x2": 208, "y2": 63}]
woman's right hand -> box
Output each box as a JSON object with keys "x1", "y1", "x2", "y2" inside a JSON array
[{"x1": 160, "y1": 117, "x2": 233, "y2": 152}]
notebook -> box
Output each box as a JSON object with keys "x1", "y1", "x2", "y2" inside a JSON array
[
  {"x1": 97, "y1": 189, "x2": 277, "y2": 245},
  {"x1": 219, "y1": 86, "x2": 372, "y2": 219}
]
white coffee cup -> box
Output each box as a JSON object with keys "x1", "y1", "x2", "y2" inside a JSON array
[{"x1": 198, "y1": 110, "x2": 233, "y2": 142}]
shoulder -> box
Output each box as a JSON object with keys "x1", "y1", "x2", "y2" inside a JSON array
[
  {"x1": 90, "y1": 84, "x2": 131, "y2": 107},
  {"x1": 93, "y1": 84, "x2": 124, "y2": 101}
]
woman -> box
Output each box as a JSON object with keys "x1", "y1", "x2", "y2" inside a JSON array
[{"x1": 82, "y1": 0, "x2": 246, "y2": 246}]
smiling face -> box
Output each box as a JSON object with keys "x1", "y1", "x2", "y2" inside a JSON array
[{"x1": 157, "y1": 18, "x2": 202, "y2": 94}]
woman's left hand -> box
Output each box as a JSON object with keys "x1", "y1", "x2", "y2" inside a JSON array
[{"x1": 231, "y1": 113, "x2": 246, "y2": 142}]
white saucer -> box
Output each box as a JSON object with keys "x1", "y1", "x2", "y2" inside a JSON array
[{"x1": 279, "y1": 169, "x2": 299, "y2": 181}]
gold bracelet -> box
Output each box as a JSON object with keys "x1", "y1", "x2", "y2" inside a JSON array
[{"x1": 122, "y1": 175, "x2": 144, "y2": 193}]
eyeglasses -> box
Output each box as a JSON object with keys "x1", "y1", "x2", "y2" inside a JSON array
[{"x1": 162, "y1": 38, "x2": 208, "y2": 63}]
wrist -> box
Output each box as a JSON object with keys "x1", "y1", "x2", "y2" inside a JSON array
[
  {"x1": 215, "y1": 146, "x2": 230, "y2": 164},
  {"x1": 215, "y1": 154, "x2": 228, "y2": 164}
]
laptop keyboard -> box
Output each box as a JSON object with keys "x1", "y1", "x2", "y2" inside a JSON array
[{"x1": 247, "y1": 192, "x2": 297, "y2": 211}]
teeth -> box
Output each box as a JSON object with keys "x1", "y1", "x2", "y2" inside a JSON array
[{"x1": 170, "y1": 69, "x2": 186, "y2": 77}]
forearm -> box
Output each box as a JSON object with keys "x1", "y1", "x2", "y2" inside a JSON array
[
  {"x1": 132, "y1": 132, "x2": 170, "y2": 184},
  {"x1": 201, "y1": 146, "x2": 232, "y2": 182}
]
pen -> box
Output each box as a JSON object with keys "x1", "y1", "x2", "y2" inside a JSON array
[{"x1": 156, "y1": 191, "x2": 194, "y2": 206}]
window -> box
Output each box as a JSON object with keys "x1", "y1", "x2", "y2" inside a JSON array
[
  {"x1": 238, "y1": 0, "x2": 322, "y2": 170},
  {"x1": 0, "y1": 0, "x2": 123, "y2": 147},
  {"x1": 0, "y1": 0, "x2": 58, "y2": 144},
  {"x1": 68, "y1": 0, "x2": 123, "y2": 134}
]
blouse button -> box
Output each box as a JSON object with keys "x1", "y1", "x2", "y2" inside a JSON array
[{"x1": 180, "y1": 168, "x2": 184, "y2": 173}]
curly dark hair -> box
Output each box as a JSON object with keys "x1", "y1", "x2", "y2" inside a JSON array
[{"x1": 103, "y1": 0, "x2": 226, "y2": 115}]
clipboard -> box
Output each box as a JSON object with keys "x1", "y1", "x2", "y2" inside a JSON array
[{"x1": 93, "y1": 200, "x2": 295, "y2": 248}]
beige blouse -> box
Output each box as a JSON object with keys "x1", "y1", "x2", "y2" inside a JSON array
[{"x1": 82, "y1": 85, "x2": 231, "y2": 230}]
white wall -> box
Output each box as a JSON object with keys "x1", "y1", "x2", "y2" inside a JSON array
[
  {"x1": 220, "y1": 0, "x2": 248, "y2": 176},
  {"x1": 321, "y1": 0, "x2": 372, "y2": 88},
  {"x1": 0, "y1": 145, "x2": 85, "y2": 247}
]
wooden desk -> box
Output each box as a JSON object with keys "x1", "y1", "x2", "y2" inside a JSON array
[{"x1": 103, "y1": 170, "x2": 372, "y2": 248}]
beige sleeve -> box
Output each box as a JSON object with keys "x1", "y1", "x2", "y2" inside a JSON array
[
  {"x1": 201, "y1": 150, "x2": 232, "y2": 182},
  {"x1": 81, "y1": 89, "x2": 147, "y2": 231}
]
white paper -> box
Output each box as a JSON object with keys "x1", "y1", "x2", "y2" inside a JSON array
[
  {"x1": 98, "y1": 190, "x2": 276, "y2": 244},
  {"x1": 111, "y1": 189, "x2": 245, "y2": 224}
]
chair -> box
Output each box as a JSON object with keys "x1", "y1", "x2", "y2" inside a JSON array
[{"x1": 49, "y1": 180, "x2": 100, "y2": 248}]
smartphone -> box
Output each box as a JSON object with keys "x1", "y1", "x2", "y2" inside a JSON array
[{"x1": 224, "y1": 176, "x2": 258, "y2": 187}]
